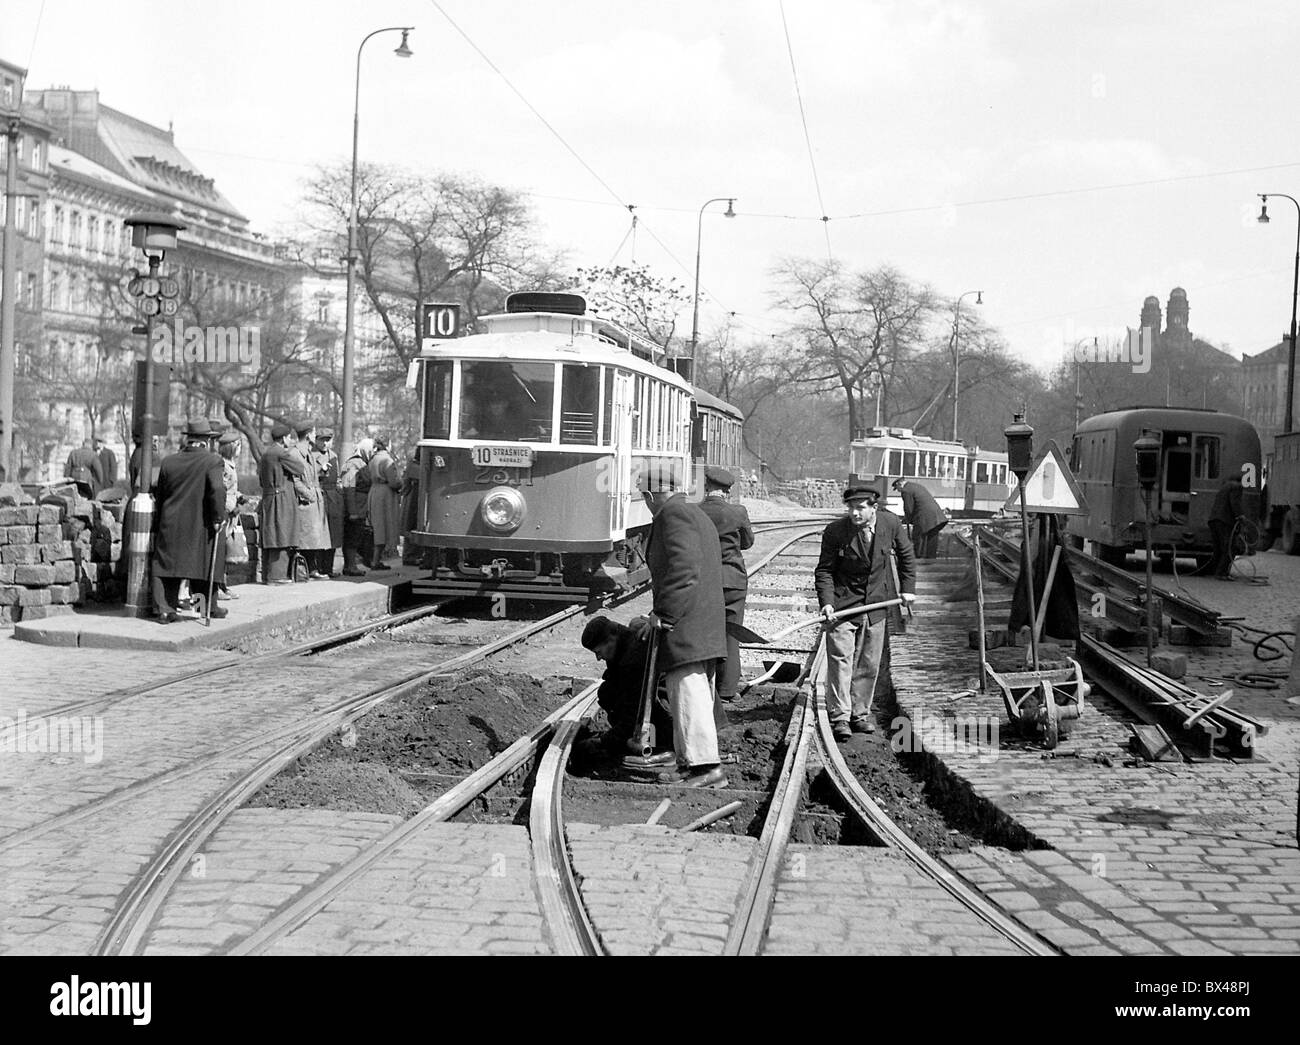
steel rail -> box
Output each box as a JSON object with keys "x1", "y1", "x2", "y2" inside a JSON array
[
  {"x1": 91, "y1": 600, "x2": 598, "y2": 955},
  {"x1": 529, "y1": 692, "x2": 605, "y2": 956},
  {"x1": 228, "y1": 682, "x2": 602, "y2": 956}
]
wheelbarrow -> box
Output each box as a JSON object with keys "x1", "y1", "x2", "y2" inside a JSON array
[{"x1": 983, "y1": 658, "x2": 1090, "y2": 749}]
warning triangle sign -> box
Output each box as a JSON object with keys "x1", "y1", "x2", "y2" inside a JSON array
[{"x1": 1003, "y1": 439, "x2": 1089, "y2": 516}]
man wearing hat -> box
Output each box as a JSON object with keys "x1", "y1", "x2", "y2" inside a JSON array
[
  {"x1": 892, "y1": 477, "x2": 949, "y2": 561},
  {"x1": 290, "y1": 422, "x2": 331, "y2": 578},
  {"x1": 814, "y1": 478, "x2": 916, "y2": 742},
  {"x1": 579, "y1": 615, "x2": 674, "y2": 759},
  {"x1": 314, "y1": 429, "x2": 344, "y2": 578},
  {"x1": 697, "y1": 465, "x2": 755, "y2": 703},
  {"x1": 151, "y1": 419, "x2": 227, "y2": 622},
  {"x1": 634, "y1": 460, "x2": 728, "y2": 788},
  {"x1": 258, "y1": 421, "x2": 308, "y2": 584}
]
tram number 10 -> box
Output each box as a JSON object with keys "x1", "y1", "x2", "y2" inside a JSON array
[{"x1": 421, "y1": 302, "x2": 462, "y2": 340}]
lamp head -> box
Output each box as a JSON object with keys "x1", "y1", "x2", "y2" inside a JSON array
[
  {"x1": 724, "y1": 199, "x2": 736, "y2": 218},
  {"x1": 1257, "y1": 196, "x2": 1270, "y2": 224},
  {"x1": 1134, "y1": 433, "x2": 1161, "y2": 490},
  {"x1": 125, "y1": 212, "x2": 186, "y2": 259},
  {"x1": 975, "y1": 290, "x2": 983, "y2": 305},
  {"x1": 394, "y1": 29, "x2": 414, "y2": 58}
]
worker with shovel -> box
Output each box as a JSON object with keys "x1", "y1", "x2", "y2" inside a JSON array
[
  {"x1": 814, "y1": 478, "x2": 916, "y2": 742},
  {"x1": 578, "y1": 616, "x2": 674, "y2": 762}
]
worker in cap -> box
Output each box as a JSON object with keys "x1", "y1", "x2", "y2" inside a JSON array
[
  {"x1": 313, "y1": 427, "x2": 343, "y2": 576},
  {"x1": 891, "y1": 477, "x2": 949, "y2": 561},
  {"x1": 577, "y1": 615, "x2": 674, "y2": 760},
  {"x1": 290, "y1": 421, "x2": 330, "y2": 575},
  {"x1": 258, "y1": 420, "x2": 308, "y2": 583},
  {"x1": 814, "y1": 476, "x2": 916, "y2": 742},
  {"x1": 634, "y1": 458, "x2": 729, "y2": 789},
  {"x1": 698, "y1": 464, "x2": 754, "y2": 705}
]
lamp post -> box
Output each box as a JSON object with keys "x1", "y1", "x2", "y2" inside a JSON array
[
  {"x1": 1134, "y1": 434, "x2": 1161, "y2": 668},
  {"x1": 342, "y1": 26, "x2": 413, "y2": 460},
  {"x1": 1257, "y1": 195, "x2": 1298, "y2": 435},
  {"x1": 1005, "y1": 413, "x2": 1038, "y2": 671},
  {"x1": 688, "y1": 197, "x2": 736, "y2": 381},
  {"x1": 0, "y1": 105, "x2": 21, "y2": 482},
  {"x1": 951, "y1": 290, "x2": 983, "y2": 442},
  {"x1": 122, "y1": 213, "x2": 185, "y2": 618}
]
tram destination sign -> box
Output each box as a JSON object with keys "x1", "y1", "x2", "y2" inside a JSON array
[
  {"x1": 473, "y1": 445, "x2": 533, "y2": 469},
  {"x1": 421, "y1": 302, "x2": 462, "y2": 349}
]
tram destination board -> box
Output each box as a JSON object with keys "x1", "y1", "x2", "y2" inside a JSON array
[{"x1": 473, "y1": 445, "x2": 533, "y2": 468}]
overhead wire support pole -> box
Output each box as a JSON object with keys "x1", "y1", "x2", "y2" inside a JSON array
[
  {"x1": 688, "y1": 197, "x2": 736, "y2": 379},
  {"x1": 1257, "y1": 194, "x2": 1299, "y2": 435}
]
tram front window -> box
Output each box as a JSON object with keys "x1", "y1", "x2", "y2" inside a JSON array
[{"x1": 459, "y1": 361, "x2": 555, "y2": 441}]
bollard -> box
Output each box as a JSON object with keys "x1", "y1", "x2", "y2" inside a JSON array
[{"x1": 122, "y1": 491, "x2": 155, "y2": 618}]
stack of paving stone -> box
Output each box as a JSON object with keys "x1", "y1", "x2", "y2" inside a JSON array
[
  {"x1": 0, "y1": 482, "x2": 124, "y2": 626},
  {"x1": 775, "y1": 477, "x2": 841, "y2": 508}
]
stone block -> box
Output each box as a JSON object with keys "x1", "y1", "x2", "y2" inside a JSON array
[
  {"x1": 47, "y1": 584, "x2": 76, "y2": 604},
  {"x1": 4, "y1": 525, "x2": 36, "y2": 544},
  {"x1": 39, "y1": 490, "x2": 75, "y2": 518},
  {"x1": 0, "y1": 564, "x2": 13, "y2": 583},
  {"x1": 36, "y1": 524, "x2": 62, "y2": 543},
  {"x1": 40, "y1": 541, "x2": 74, "y2": 562},
  {"x1": 37, "y1": 503, "x2": 63, "y2": 525},
  {"x1": 13, "y1": 564, "x2": 55, "y2": 585},
  {"x1": 0, "y1": 482, "x2": 35, "y2": 507},
  {"x1": 0, "y1": 585, "x2": 20, "y2": 605},
  {"x1": 1168, "y1": 625, "x2": 1233, "y2": 647},
  {"x1": 52, "y1": 560, "x2": 76, "y2": 584},
  {"x1": 0, "y1": 506, "x2": 38, "y2": 526},
  {"x1": 1151, "y1": 651, "x2": 1187, "y2": 680},
  {"x1": 73, "y1": 497, "x2": 96, "y2": 519},
  {"x1": 1, "y1": 543, "x2": 41, "y2": 564},
  {"x1": 0, "y1": 604, "x2": 15, "y2": 624},
  {"x1": 21, "y1": 603, "x2": 74, "y2": 620},
  {"x1": 16, "y1": 587, "x2": 51, "y2": 606}
]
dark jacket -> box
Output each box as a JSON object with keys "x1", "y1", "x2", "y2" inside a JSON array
[
  {"x1": 698, "y1": 495, "x2": 754, "y2": 591},
  {"x1": 1210, "y1": 478, "x2": 1243, "y2": 526},
  {"x1": 814, "y1": 510, "x2": 916, "y2": 624},
  {"x1": 595, "y1": 626, "x2": 673, "y2": 744},
  {"x1": 898, "y1": 482, "x2": 947, "y2": 533},
  {"x1": 98, "y1": 446, "x2": 118, "y2": 487},
  {"x1": 317, "y1": 448, "x2": 344, "y2": 547},
  {"x1": 646, "y1": 493, "x2": 727, "y2": 672},
  {"x1": 64, "y1": 446, "x2": 104, "y2": 494},
  {"x1": 258, "y1": 442, "x2": 307, "y2": 548},
  {"x1": 153, "y1": 444, "x2": 225, "y2": 579}
]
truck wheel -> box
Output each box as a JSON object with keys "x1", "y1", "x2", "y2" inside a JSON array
[
  {"x1": 1098, "y1": 543, "x2": 1129, "y2": 567},
  {"x1": 1284, "y1": 509, "x2": 1300, "y2": 555}
]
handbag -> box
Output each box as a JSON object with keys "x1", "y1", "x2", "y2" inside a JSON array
[{"x1": 226, "y1": 521, "x2": 250, "y2": 564}]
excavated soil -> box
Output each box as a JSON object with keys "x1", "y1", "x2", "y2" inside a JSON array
[{"x1": 250, "y1": 670, "x2": 572, "y2": 816}]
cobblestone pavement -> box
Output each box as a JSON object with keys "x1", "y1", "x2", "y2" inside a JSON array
[
  {"x1": 765, "y1": 845, "x2": 1026, "y2": 955},
  {"x1": 886, "y1": 548, "x2": 1300, "y2": 957}
]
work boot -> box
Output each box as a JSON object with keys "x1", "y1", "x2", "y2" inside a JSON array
[
  {"x1": 656, "y1": 765, "x2": 726, "y2": 788},
  {"x1": 850, "y1": 716, "x2": 875, "y2": 734},
  {"x1": 832, "y1": 722, "x2": 853, "y2": 743}
]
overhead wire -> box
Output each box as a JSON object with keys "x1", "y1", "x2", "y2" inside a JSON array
[{"x1": 779, "y1": 0, "x2": 834, "y2": 262}]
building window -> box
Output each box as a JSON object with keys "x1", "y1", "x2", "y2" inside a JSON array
[
  {"x1": 26, "y1": 202, "x2": 39, "y2": 238},
  {"x1": 88, "y1": 215, "x2": 99, "y2": 253},
  {"x1": 70, "y1": 211, "x2": 82, "y2": 248},
  {"x1": 25, "y1": 272, "x2": 36, "y2": 308},
  {"x1": 30, "y1": 140, "x2": 43, "y2": 171},
  {"x1": 50, "y1": 205, "x2": 63, "y2": 244},
  {"x1": 47, "y1": 269, "x2": 60, "y2": 309}
]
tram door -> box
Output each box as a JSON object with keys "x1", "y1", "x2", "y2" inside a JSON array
[{"x1": 609, "y1": 372, "x2": 633, "y2": 534}]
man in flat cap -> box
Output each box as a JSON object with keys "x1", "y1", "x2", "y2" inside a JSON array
[
  {"x1": 151, "y1": 419, "x2": 227, "y2": 622},
  {"x1": 697, "y1": 465, "x2": 755, "y2": 704},
  {"x1": 892, "y1": 477, "x2": 949, "y2": 561},
  {"x1": 258, "y1": 420, "x2": 307, "y2": 584},
  {"x1": 314, "y1": 428, "x2": 343, "y2": 578},
  {"x1": 634, "y1": 459, "x2": 728, "y2": 788},
  {"x1": 290, "y1": 421, "x2": 331, "y2": 578},
  {"x1": 579, "y1": 615, "x2": 674, "y2": 759},
  {"x1": 814, "y1": 478, "x2": 916, "y2": 742}
]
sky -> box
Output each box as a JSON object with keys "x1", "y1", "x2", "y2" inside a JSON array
[{"x1": 8, "y1": 0, "x2": 1300, "y2": 373}]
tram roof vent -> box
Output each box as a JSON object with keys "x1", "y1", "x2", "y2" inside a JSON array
[
  {"x1": 888, "y1": 427, "x2": 911, "y2": 438},
  {"x1": 505, "y1": 291, "x2": 587, "y2": 316}
]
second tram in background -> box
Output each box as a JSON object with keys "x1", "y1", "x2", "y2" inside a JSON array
[
  {"x1": 407, "y1": 291, "x2": 744, "y2": 603},
  {"x1": 849, "y1": 427, "x2": 1014, "y2": 515},
  {"x1": 1067, "y1": 406, "x2": 1263, "y2": 567}
]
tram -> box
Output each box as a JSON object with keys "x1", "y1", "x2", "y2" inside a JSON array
[
  {"x1": 849, "y1": 427, "x2": 1014, "y2": 515},
  {"x1": 407, "y1": 291, "x2": 744, "y2": 602},
  {"x1": 1066, "y1": 407, "x2": 1263, "y2": 566}
]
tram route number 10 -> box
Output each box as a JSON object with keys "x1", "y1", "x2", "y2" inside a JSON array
[{"x1": 421, "y1": 302, "x2": 462, "y2": 341}]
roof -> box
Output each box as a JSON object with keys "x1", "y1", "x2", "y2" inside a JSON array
[
  {"x1": 48, "y1": 143, "x2": 156, "y2": 204},
  {"x1": 1241, "y1": 340, "x2": 1290, "y2": 367},
  {"x1": 691, "y1": 386, "x2": 743, "y2": 420},
  {"x1": 1074, "y1": 406, "x2": 1255, "y2": 435}
]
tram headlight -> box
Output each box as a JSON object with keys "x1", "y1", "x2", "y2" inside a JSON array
[{"x1": 480, "y1": 486, "x2": 526, "y2": 532}]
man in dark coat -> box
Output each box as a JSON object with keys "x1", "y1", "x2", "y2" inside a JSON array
[
  {"x1": 1208, "y1": 476, "x2": 1244, "y2": 580},
  {"x1": 64, "y1": 439, "x2": 104, "y2": 497},
  {"x1": 315, "y1": 429, "x2": 344, "y2": 578},
  {"x1": 633, "y1": 461, "x2": 728, "y2": 788},
  {"x1": 815, "y1": 479, "x2": 917, "y2": 742},
  {"x1": 697, "y1": 466, "x2": 754, "y2": 702},
  {"x1": 151, "y1": 419, "x2": 227, "y2": 622},
  {"x1": 892, "y1": 477, "x2": 948, "y2": 560},
  {"x1": 258, "y1": 421, "x2": 307, "y2": 584},
  {"x1": 339, "y1": 438, "x2": 373, "y2": 576},
  {"x1": 580, "y1": 615, "x2": 674, "y2": 756},
  {"x1": 94, "y1": 437, "x2": 118, "y2": 489}
]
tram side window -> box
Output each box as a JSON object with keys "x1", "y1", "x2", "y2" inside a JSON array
[
  {"x1": 561, "y1": 364, "x2": 599, "y2": 445},
  {"x1": 1193, "y1": 435, "x2": 1220, "y2": 480},
  {"x1": 888, "y1": 449, "x2": 903, "y2": 475},
  {"x1": 459, "y1": 360, "x2": 555, "y2": 441},
  {"x1": 632, "y1": 375, "x2": 645, "y2": 447},
  {"x1": 601, "y1": 368, "x2": 614, "y2": 444},
  {"x1": 902, "y1": 450, "x2": 917, "y2": 476},
  {"x1": 957, "y1": 457, "x2": 966, "y2": 479},
  {"x1": 422, "y1": 360, "x2": 452, "y2": 439}
]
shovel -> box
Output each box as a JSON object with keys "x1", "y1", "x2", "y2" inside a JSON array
[{"x1": 625, "y1": 627, "x2": 662, "y2": 761}]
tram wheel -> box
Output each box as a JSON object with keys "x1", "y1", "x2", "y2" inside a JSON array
[
  {"x1": 1097, "y1": 543, "x2": 1129, "y2": 567},
  {"x1": 1283, "y1": 509, "x2": 1300, "y2": 556}
]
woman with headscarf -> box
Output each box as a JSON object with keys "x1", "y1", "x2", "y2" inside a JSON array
[
  {"x1": 340, "y1": 436, "x2": 374, "y2": 576},
  {"x1": 366, "y1": 435, "x2": 403, "y2": 571}
]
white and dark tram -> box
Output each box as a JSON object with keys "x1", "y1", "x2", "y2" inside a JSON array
[
  {"x1": 408, "y1": 291, "x2": 744, "y2": 602},
  {"x1": 849, "y1": 426, "x2": 1015, "y2": 516}
]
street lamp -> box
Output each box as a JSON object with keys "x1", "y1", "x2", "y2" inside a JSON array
[
  {"x1": 1005, "y1": 413, "x2": 1038, "y2": 671},
  {"x1": 951, "y1": 290, "x2": 983, "y2": 442},
  {"x1": 122, "y1": 212, "x2": 186, "y2": 618},
  {"x1": 1134, "y1": 434, "x2": 1161, "y2": 667},
  {"x1": 342, "y1": 26, "x2": 413, "y2": 459},
  {"x1": 688, "y1": 197, "x2": 736, "y2": 381},
  {"x1": 1257, "y1": 195, "x2": 1299, "y2": 435}
]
